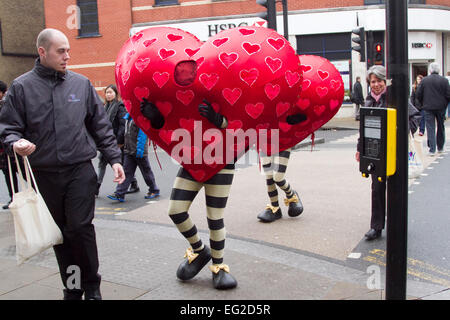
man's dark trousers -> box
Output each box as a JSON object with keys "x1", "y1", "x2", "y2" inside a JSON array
[
  {"x1": 424, "y1": 109, "x2": 446, "y2": 153},
  {"x1": 34, "y1": 161, "x2": 101, "y2": 293}
]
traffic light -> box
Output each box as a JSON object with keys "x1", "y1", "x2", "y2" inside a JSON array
[
  {"x1": 256, "y1": 0, "x2": 277, "y2": 31},
  {"x1": 352, "y1": 27, "x2": 366, "y2": 62},
  {"x1": 374, "y1": 42, "x2": 384, "y2": 65}
]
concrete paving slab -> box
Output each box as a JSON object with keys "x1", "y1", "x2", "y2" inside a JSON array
[
  {"x1": 0, "y1": 282, "x2": 62, "y2": 300},
  {"x1": 0, "y1": 263, "x2": 58, "y2": 295}
]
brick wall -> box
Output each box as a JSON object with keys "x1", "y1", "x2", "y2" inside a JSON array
[
  {"x1": 0, "y1": 0, "x2": 44, "y2": 84},
  {"x1": 44, "y1": 0, "x2": 132, "y2": 94}
]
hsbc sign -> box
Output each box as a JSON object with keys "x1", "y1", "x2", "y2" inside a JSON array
[{"x1": 411, "y1": 42, "x2": 433, "y2": 49}]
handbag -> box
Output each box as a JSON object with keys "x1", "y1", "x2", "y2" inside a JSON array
[
  {"x1": 7, "y1": 152, "x2": 63, "y2": 265},
  {"x1": 408, "y1": 133, "x2": 424, "y2": 179}
]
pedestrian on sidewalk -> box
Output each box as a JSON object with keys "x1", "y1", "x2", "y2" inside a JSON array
[
  {"x1": 96, "y1": 84, "x2": 139, "y2": 196},
  {"x1": 411, "y1": 75, "x2": 425, "y2": 136},
  {"x1": 352, "y1": 76, "x2": 364, "y2": 121},
  {"x1": 0, "y1": 28, "x2": 125, "y2": 300},
  {"x1": 416, "y1": 62, "x2": 450, "y2": 155},
  {"x1": 355, "y1": 65, "x2": 388, "y2": 241},
  {"x1": 0, "y1": 80, "x2": 18, "y2": 210},
  {"x1": 446, "y1": 71, "x2": 450, "y2": 118},
  {"x1": 256, "y1": 111, "x2": 308, "y2": 223},
  {"x1": 140, "y1": 60, "x2": 238, "y2": 290},
  {"x1": 107, "y1": 113, "x2": 159, "y2": 202}
]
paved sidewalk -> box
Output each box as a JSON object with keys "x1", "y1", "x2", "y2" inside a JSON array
[{"x1": 0, "y1": 117, "x2": 449, "y2": 301}]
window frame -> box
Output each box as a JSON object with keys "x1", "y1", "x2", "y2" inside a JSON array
[{"x1": 77, "y1": 0, "x2": 100, "y2": 38}]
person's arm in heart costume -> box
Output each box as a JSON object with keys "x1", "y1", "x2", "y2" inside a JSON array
[
  {"x1": 286, "y1": 113, "x2": 308, "y2": 125},
  {"x1": 198, "y1": 99, "x2": 228, "y2": 129},
  {"x1": 140, "y1": 98, "x2": 165, "y2": 129}
]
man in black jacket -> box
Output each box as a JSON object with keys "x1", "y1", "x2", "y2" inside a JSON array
[
  {"x1": 352, "y1": 76, "x2": 364, "y2": 121},
  {"x1": 0, "y1": 28, "x2": 125, "y2": 300},
  {"x1": 416, "y1": 62, "x2": 450, "y2": 155}
]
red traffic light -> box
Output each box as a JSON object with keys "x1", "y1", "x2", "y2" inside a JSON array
[{"x1": 375, "y1": 43, "x2": 382, "y2": 52}]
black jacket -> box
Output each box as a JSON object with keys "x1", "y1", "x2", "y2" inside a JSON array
[
  {"x1": 352, "y1": 81, "x2": 364, "y2": 105},
  {"x1": 0, "y1": 59, "x2": 121, "y2": 170},
  {"x1": 105, "y1": 100, "x2": 126, "y2": 145},
  {"x1": 410, "y1": 88, "x2": 422, "y2": 110},
  {"x1": 123, "y1": 116, "x2": 148, "y2": 157},
  {"x1": 416, "y1": 73, "x2": 450, "y2": 111}
]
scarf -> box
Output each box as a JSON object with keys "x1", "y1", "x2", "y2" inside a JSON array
[{"x1": 370, "y1": 87, "x2": 387, "y2": 103}]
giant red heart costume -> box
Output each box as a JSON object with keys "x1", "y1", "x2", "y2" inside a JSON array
[
  {"x1": 115, "y1": 27, "x2": 344, "y2": 182},
  {"x1": 274, "y1": 54, "x2": 345, "y2": 151}
]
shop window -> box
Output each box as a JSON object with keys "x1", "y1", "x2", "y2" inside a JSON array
[
  {"x1": 154, "y1": 0, "x2": 179, "y2": 6},
  {"x1": 77, "y1": 0, "x2": 100, "y2": 37},
  {"x1": 296, "y1": 33, "x2": 351, "y2": 61}
]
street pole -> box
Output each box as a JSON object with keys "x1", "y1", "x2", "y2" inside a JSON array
[
  {"x1": 385, "y1": 0, "x2": 409, "y2": 300},
  {"x1": 281, "y1": 0, "x2": 288, "y2": 40}
]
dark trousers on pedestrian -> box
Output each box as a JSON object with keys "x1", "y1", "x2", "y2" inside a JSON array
[
  {"x1": 34, "y1": 161, "x2": 101, "y2": 293},
  {"x1": 97, "y1": 149, "x2": 137, "y2": 186},
  {"x1": 115, "y1": 154, "x2": 159, "y2": 197},
  {"x1": 424, "y1": 109, "x2": 446, "y2": 153},
  {"x1": 355, "y1": 104, "x2": 361, "y2": 120},
  {"x1": 419, "y1": 110, "x2": 426, "y2": 134},
  {"x1": 371, "y1": 175, "x2": 386, "y2": 231},
  {"x1": 2, "y1": 165, "x2": 18, "y2": 200}
]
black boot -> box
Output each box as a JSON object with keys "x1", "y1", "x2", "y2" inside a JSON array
[
  {"x1": 84, "y1": 287, "x2": 102, "y2": 300},
  {"x1": 126, "y1": 180, "x2": 140, "y2": 194},
  {"x1": 285, "y1": 191, "x2": 304, "y2": 217},
  {"x1": 210, "y1": 264, "x2": 237, "y2": 290},
  {"x1": 176, "y1": 246, "x2": 211, "y2": 281},
  {"x1": 257, "y1": 205, "x2": 282, "y2": 222},
  {"x1": 63, "y1": 288, "x2": 84, "y2": 300},
  {"x1": 365, "y1": 229, "x2": 382, "y2": 241},
  {"x1": 95, "y1": 183, "x2": 101, "y2": 196}
]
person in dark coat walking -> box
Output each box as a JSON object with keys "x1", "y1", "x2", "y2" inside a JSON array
[
  {"x1": 352, "y1": 76, "x2": 364, "y2": 121},
  {"x1": 0, "y1": 80, "x2": 18, "y2": 209},
  {"x1": 107, "y1": 113, "x2": 159, "y2": 202},
  {"x1": 411, "y1": 75, "x2": 425, "y2": 136},
  {"x1": 416, "y1": 62, "x2": 450, "y2": 155},
  {"x1": 96, "y1": 84, "x2": 139, "y2": 195},
  {"x1": 0, "y1": 28, "x2": 125, "y2": 300}
]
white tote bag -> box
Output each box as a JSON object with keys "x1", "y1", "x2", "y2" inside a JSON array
[
  {"x1": 8, "y1": 153, "x2": 63, "y2": 265},
  {"x1": 408, "y1": 133, "x2": 424, "y2": 179}
]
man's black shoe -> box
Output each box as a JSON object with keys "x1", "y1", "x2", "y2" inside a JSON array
[
  {"x1": 210, "y1": 265, "x2": 237, "y2": 290},
  {"x1": 63, "y1": 288, "x2": 84, "y2": 300},
  {"x1": 126, "y1": 181, "x2": 140, "y2": 194},
  {"x1": 84, "y1": 287, "x2": 102, "y2": 300},
  {"x1": 285, "y1": 191, "x2": 304, "y2": 217},
  {"x1": 257, "y1": 205, "x2": 282, "y2": 222},
  {"x1": 176, "y1": 246, "x2": 211, "y2": 281},
  {"x1": 365, "y1": 229, "x2": 382, "y2": 241},
  {"x1": 2, "y1": 200, "x2": 11, "y2": 210}
]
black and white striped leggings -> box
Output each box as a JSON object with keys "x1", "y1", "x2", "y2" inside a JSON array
[
  {"x1": 261, "y1": 148, "x2": 295, "y2": 207},
  {"x1": 168, "y1": 163, "x2": 235, "y2": 265}
]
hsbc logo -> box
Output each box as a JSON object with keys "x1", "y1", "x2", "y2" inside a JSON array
[{"x1": 411, "y1": 42, "x2": 433, "y2": 49}]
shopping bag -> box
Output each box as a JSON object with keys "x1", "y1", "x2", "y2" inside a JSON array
[
  {"x1": 408, "y1": 133, "x2": 424, "y2": 179},
  {"x1": 8, "y1": 153, "x2": 63, "y2": 265}
]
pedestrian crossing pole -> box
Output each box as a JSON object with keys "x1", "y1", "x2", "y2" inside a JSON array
[{"x1": 385, "y1": 0, "x2": 409, "y2": 300}]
